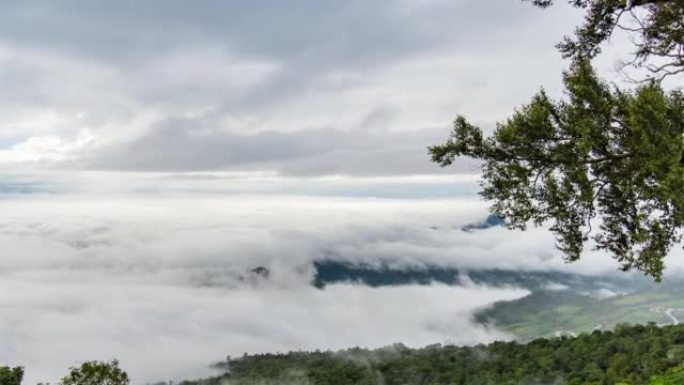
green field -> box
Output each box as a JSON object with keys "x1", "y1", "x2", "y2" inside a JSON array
[{"x1": 476, "y1": 280, "x2": 684, "y2": 341}]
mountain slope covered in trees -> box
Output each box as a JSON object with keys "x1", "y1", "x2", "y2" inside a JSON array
[{"x1": 180, "y1": 324, "x2": 684, "y2": 385}]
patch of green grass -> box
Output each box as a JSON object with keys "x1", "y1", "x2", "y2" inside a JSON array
[{"x1": 479, "y1": 281, "x2": 684, "y2": 341}]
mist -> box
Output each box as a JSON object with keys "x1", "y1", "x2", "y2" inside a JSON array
[
  {"x1": 0, "y1": 176, "x2": 679, "y2": 384},
  {"x1": 0, "y1": 191, "x2": 545, "y2": 383}
]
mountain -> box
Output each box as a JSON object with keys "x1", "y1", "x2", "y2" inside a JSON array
[
  {"x1": 312, "y1": 260, "x2": 648, "y2": 293},
  {"x1": 311, "y1": 260, "x2": 684, "y2": 342},
  {"x1": 461, "y1": 214, "x2": 505, "y2": 231}
]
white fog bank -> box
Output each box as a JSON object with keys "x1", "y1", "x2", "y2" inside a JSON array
[{"x1": 0, "y1": 194, "x2": 674, "y2": 384}]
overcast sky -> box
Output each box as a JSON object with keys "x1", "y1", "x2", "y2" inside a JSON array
[{"x1": 0, "y1": 0, "x2": 589, "y2": 178}]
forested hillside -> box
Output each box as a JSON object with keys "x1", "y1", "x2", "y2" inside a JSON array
[{"x1": 180, "y1": 324, "x2": 684, "y2": 385}]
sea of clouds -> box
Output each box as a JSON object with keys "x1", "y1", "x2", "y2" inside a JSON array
[{"x1": 0, "y1": 173, "x2": 680, "y2": 384}]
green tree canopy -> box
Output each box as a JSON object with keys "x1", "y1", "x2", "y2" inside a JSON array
[
  {"x1": 0, "y1": 365, "x2": 23, "y2": 385},
  {"x1": 650, "y1": 362, "x2": 684, "y2": 384},
  {"x1": 527, "y1": 0, "x2": 684, "y2": 81},
  {"x1": 61, "y1": 360, "x2": 129, "y2": 385},
  {"x1": 431, "y1": 59, "x2": 684, "y2": 280},
  {"x1": 431, "y1": 1, "x2": 684, "y2": 279},
  {"x1": 182, "y1": 323, "x2": 684, "y2": 385}
]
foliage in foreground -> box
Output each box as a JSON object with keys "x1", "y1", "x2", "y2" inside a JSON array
[
  {"x1": 61, "y1": 360, "x2": 129, "y2": 385},
  {"x1": 526, "y1": 0, "x2": 684, "y2": 81},
  {"x1": 0, "y1": 360, "x2": 128, "y2": 385},
  {"x1": 2, "y1": 325, "x2": 683, "y2": 385},
  {"x1": 182, "y1": 323, "x2": 684, "y2": 385},
  {"x1": 431, "y1": 59, "x2": 684, "y2": 280},
  {"x1": 649, "y1": 363, "x2": 684, "y2": 385},
  {"x1": 0, "y1": 366, "x2": 23, "y2": 385},
  {"x1": 432, "y1": 0, "x2": 684, "y2": 280}
]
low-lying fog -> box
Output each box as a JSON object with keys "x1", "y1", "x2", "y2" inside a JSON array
[{"x1": 0, "y1": 177, "x2": 679, "y2": 384}]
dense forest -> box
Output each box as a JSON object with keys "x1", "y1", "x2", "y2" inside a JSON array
[{"x1": 178, "y1": 324, "x2": 684, "y2": 385}]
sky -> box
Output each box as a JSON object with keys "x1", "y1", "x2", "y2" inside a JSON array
[
  {"x1": 0, "y1": 0, "x2": 589, "y2": 177},
  {"x1": 0, "y1": 1, "x2": 671, "y2": 384}
]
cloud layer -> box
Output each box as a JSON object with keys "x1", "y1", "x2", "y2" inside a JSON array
[
  {"x1": 1, "y1": 190, "x2": 675, "y2": 384},
  {"x1": 0, "y1": 1, "x2": 581, "y2": 175}
]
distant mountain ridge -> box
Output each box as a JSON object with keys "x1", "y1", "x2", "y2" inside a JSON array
[
  {"x1": 461, "y1": 214, "x2": 505, "y2": 231},
  {"x1": 311, "y1": 260, "x2": 641, "y2": 292},
  {"x1": 310, "y1": 260, "x2": 684, "y2": 342}
]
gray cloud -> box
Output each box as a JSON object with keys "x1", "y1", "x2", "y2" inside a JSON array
[
  {"x1": 81, "y1": 113, "x2": 481, "y2": 175},
  {"x1": 0, "y1": 1, "x2": 581, "y2": 175},
  {"x1": 0, "y1": 1, "x2": 546, "y2": 66}
]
